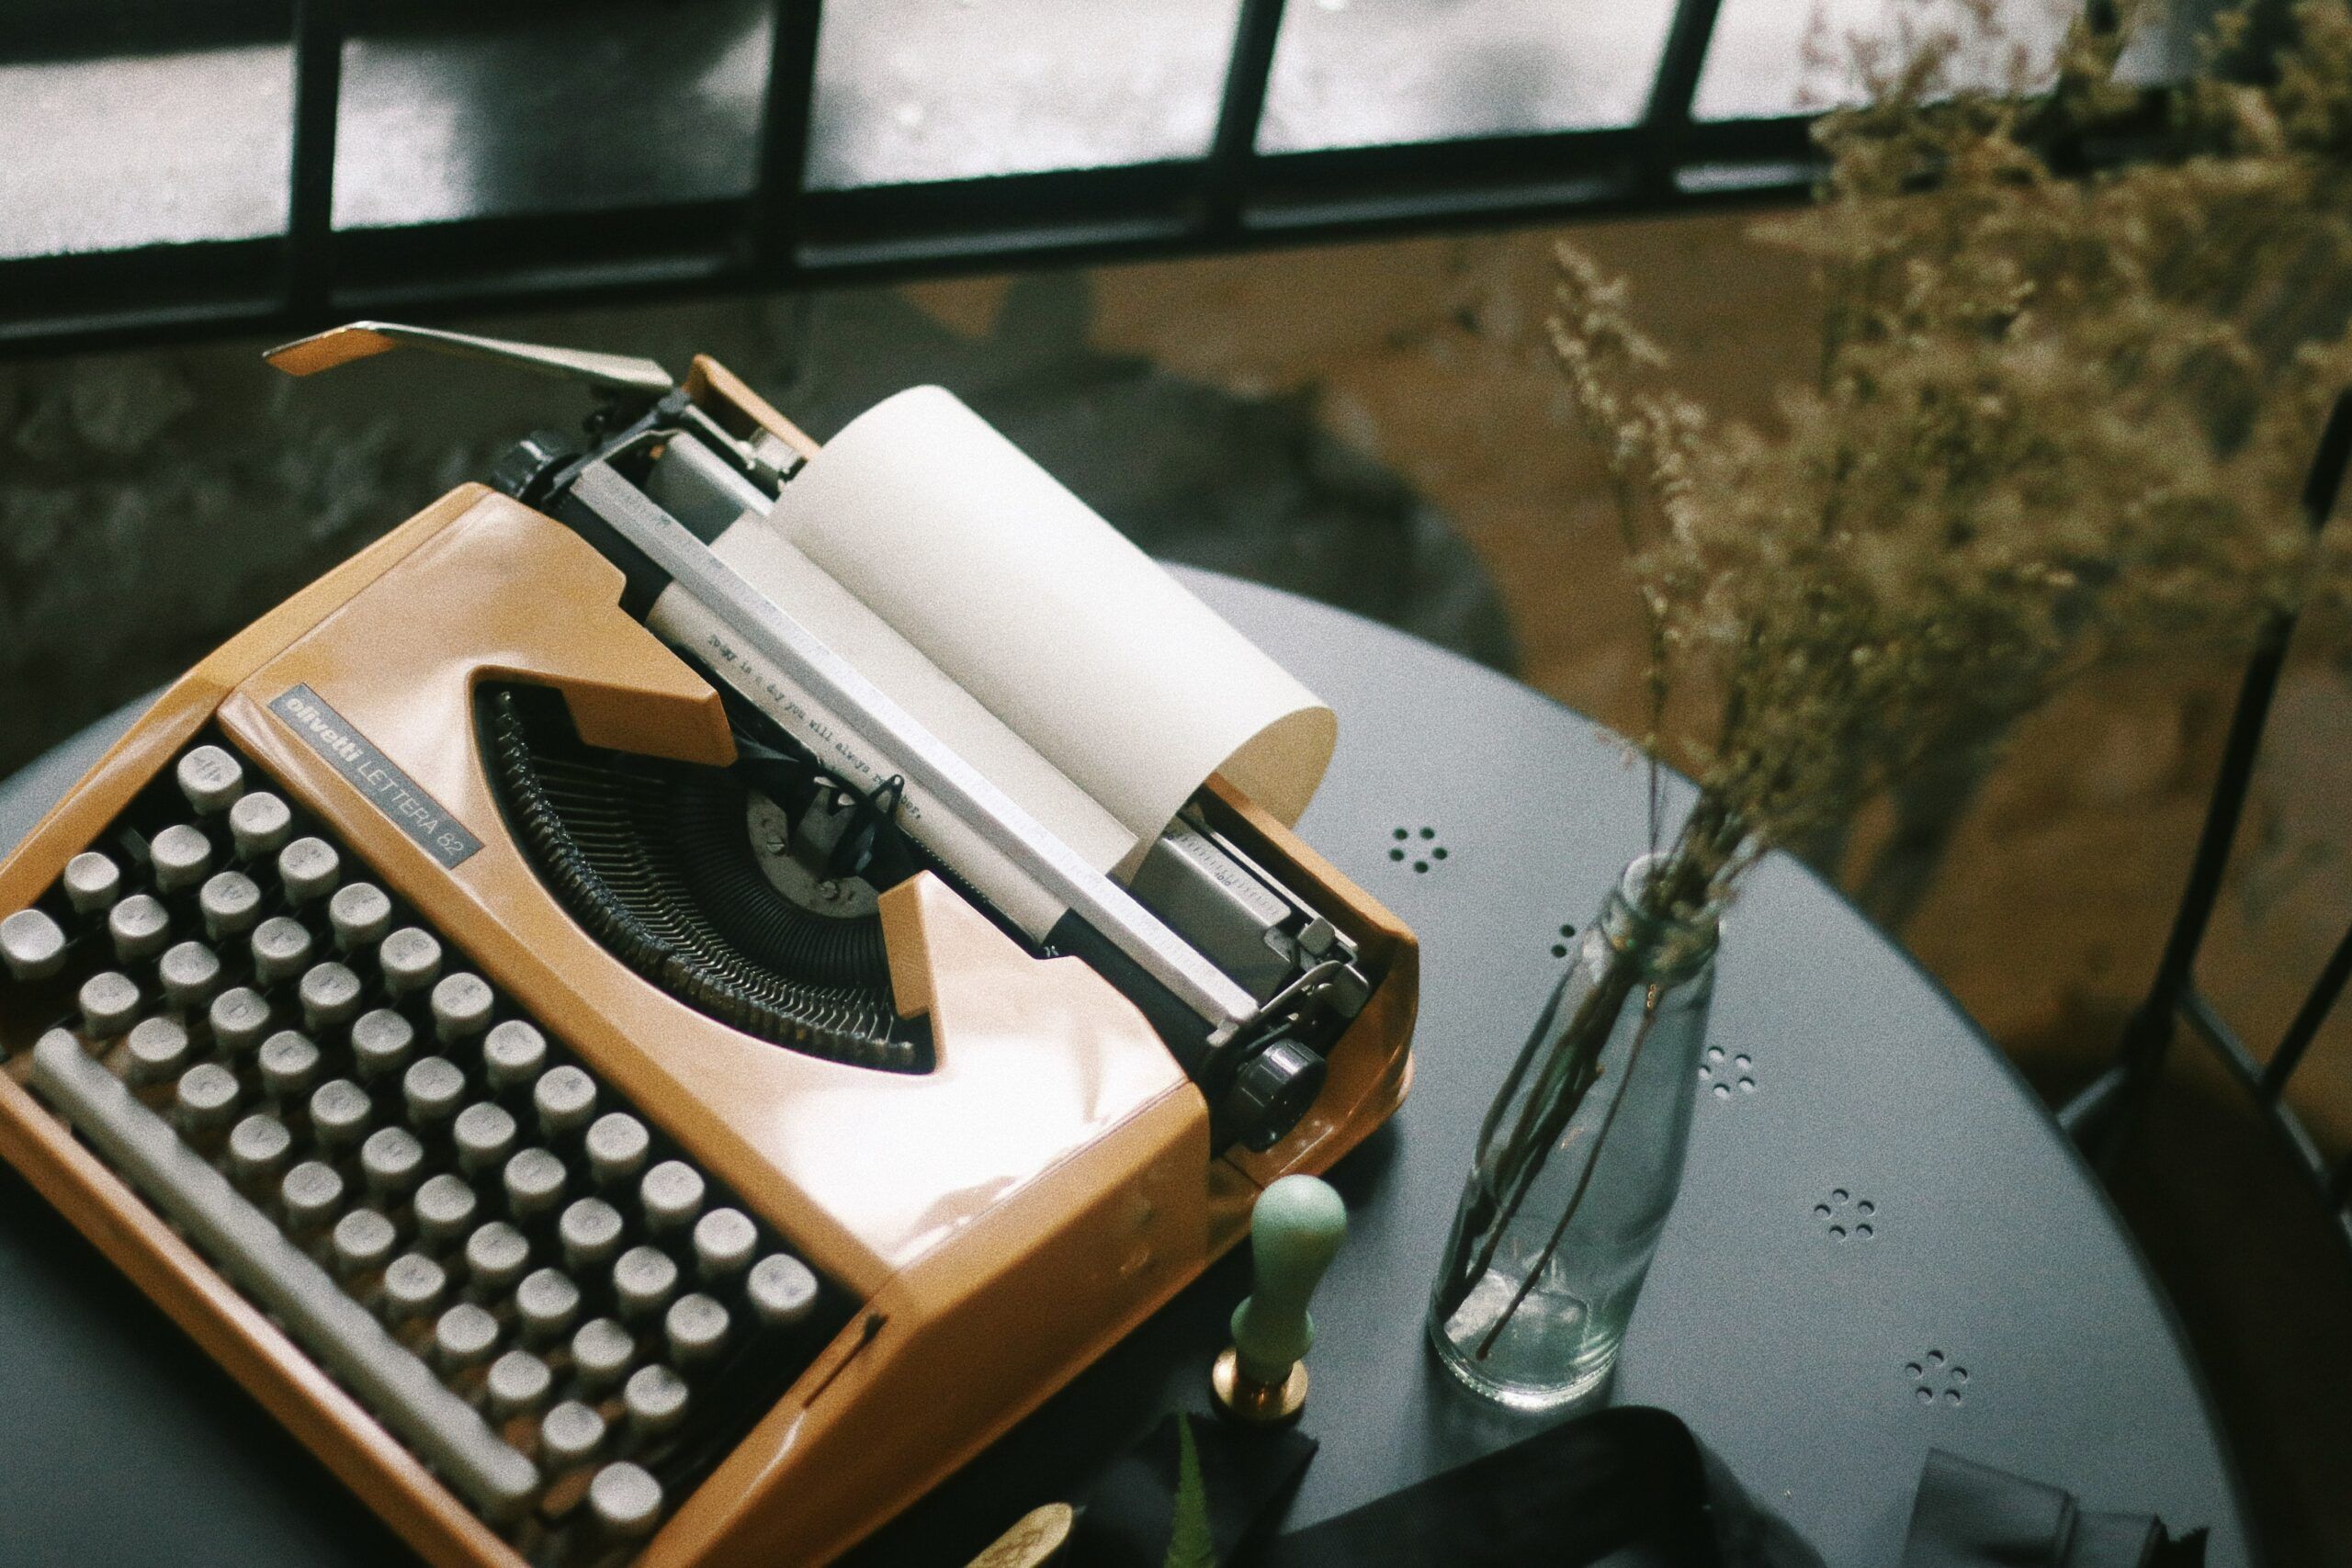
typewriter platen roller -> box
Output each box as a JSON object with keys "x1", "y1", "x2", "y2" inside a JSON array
[{"x1": 0, "y1": 325, "x2": 1415, "y2": 1568}]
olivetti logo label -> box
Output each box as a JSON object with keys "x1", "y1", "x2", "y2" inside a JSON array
[{"x1": 269, "y1": 684, "x2": 483, "y2": 869}]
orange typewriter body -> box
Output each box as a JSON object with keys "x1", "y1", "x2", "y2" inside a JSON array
[{"x1": 0, "y1": 358, "x2": 1416, "y2": 1568}]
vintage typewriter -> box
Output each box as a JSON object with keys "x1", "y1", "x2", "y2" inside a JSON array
[{"x1": 0, "y1": 324, "x2": 1416, "y2": 1568}]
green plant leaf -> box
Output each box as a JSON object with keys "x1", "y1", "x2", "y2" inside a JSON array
[{"x1": 1164, "y1": 1414, "x2": 1217, "y2": 1568}]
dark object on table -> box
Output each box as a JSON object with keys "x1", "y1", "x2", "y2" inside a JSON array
[
  {"x1": 1071, "y1": 1413, "x2": 1317, "y2": 1567},
  {"x1": 1903, "y1": 1450, "x2": 2208, "y2": 1568}
]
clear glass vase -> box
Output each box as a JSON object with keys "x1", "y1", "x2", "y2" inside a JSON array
[{"x1": 1428, "y1": 852, "x2": 1717, "y2": 1410}]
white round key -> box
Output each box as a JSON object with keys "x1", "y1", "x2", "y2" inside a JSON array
[
  {"x1": 487, "y1": 1349, "x2": 554, "y2": 1418},
  {"x1": 126, "y1": 1016, "x2": 191, "y2": 1083},
  {"x1": 624, "y1": 1363, "x2": 690, "y2": 1438},
  {"x1": 570, "y1": 1318, "x2": 635, "y2": 1391},
  {"x1": 228, "y1": 792, "x2": 293, "y2": 860},
  {"x1": 482, "y1": 1020, "x2": 546, "y2": 1089},
  {"x1": 584, "y1": 1112, "x2": 650, "y2": 1186},
  {"x1": 746, "y1": 1254, "x2": 819, "y2": 1328},
  {"x1": 466, "y1": 1222, "x2": 531, "y2": 1293},
  {"x1": 361, "y1": 1126, "x2": 426, "y2": 1199},
  {"x1": 175, "y1": 746, "x2": 244, "y2": 814},
  {"x1": 379, "y1": 927, "x2": 441, "y2": 996},
  {"x1": 62, "y1": 852, "x2": 121, "y2": 914},
  {"x1": 383, "y1": 1253, "x2": 447, "y2": 1320},
  {"x1": 198, "y1": 871, "x2": 262, "y2": 941},
  {"x1": 149, "y1": 824, "x2": 213, "y2": 893},
  {"x1": 639, "y1": 1161, "x2": 704, "y2": 1232},
  {"x1": 277, "y1": 837, "x2": 340, "y2": 904},
  {"x1": 403, "y1": 1056, "x2": 467, "y2": 1125},
  {"x1": 108, "y1": 895, "x2": 170, "y2": 963},
  {"x1": 78, "y1": 970, "x2": 141, "y2": 1037},
  {"x1": 663, "y1": 1292, "x2": 729, "y2": 1364},
  {"x1": 453, "y1": 1102, "x2": 519, "y2": 1175},
  {"x1": 1, "y1": 908, "x2": 66, "y2": 980},
  {"x1": 310, "y1": 1077, "x2": 372, "y2": 1148},
  {"x1": 613, "y1": 1246, "x2": 678, "y2": 1321},
  {"x1": 516, "y1": 1268, "x2": 581, "y2": 1342},
  {"x1": 538, "y1": 1400, "x2": 605, "y2": 1468},
  {"x1": 435, "y1": 1302, "x2": 501, "y2": 1370},
  {"x1": 503, "y1": 1147, "x2": 567, "y2": 1218},
  {"x1": 158, "y1": 941, "x2": 221, "y2": 1010},
  {"x1": 533, "y1": 1066, "x2": 595, "y2": 1137},
  {"x1": 228, "y1": 1113, "x2": 292, "y2": 1183},
  {"x1": 333, "y1": 1208, "x2": 399, "y2": 1277},
  {"x1": 431, "y1": 973, "x2": 494, "y2": 1043},
  {"x1": 257, "y1": 1031, "x2": 322, "y2": 1099},
  {"x1": 414, "y1": 1174, "x2": 479, "y2": 1247},
  {"x1": 351, "y1": 1009, "x2": 416, "y2": 1078},
  {"x1": 280, "y1": 1159, "x2": 344, "y2": 1232},
  {"x1": 208, "y1": 987, "x2": 271, "y2": 1054},
  {"x1": 588, "y1": 1461, "x2": 663, "y2": 1538},
  {"x1": 299, "y1": 962, "x2": 363, "y2": 1034},
  {"x1": 693, "y1": 1208, "x2": 759, "y2": 1281},
  {"x1": 327, "y1": 882, "x2": 392, "y2": 952},
  {"x1": 560, "y1": 1198, "x2": 626, "y2": 1272},
  {"x1": 174, "y1": 1062, "x2": 241, "y2": 1134},
  {"x1": 250, "y1": 916, "x2": 313, "y2": 985}
]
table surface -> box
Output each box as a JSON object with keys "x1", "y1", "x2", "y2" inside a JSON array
[{"x1": 0, "y1": 570, "x2": 2252, "y2": 1568}]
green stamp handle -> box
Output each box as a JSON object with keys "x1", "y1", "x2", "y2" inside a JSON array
[{"x1": 1229, "y1": 1174, "x2": 1347, "y2": 1388}]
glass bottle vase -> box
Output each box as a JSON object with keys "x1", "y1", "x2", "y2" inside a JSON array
[{"x1": 1428, "y1": 852, "x2": 1717, "y2": 1410}]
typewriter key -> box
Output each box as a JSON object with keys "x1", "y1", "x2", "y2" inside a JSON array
[
  {"x1": 432, "y1": 974, "x2": 494, "y2": 1043},
  {"x1": 174, "y1": 1062, "x2": 241, "y2": 1135},
  {"x1": 328, "y1": 883, "x2": 392, "y2": 953},
  {"x1": 79, "y1": 970, "x2": 141, "y2": 1038},
  {"x1": 403, "y1": 1056, "x2": 467, "y2": 1126},
  {"x1": 300, "y1": 962, "x2": 364, "y2": 1034},
  {"x1": 623, "y1": 1364, "x2": 689, "y2": 1439},
  {"x1": 560, "y1": 1199, "x2": 626, "y2": 1272},
  {"x1": 487, "y1": 1349, "x2": 554, "y2": 1419},
  {"x1": 663, "y1": 1293, "x2": 729, "y2": 1364},
  {"x1": 126, "y1": 1017, "x2": 192, "y2": 1084},
  {"x1": 466, "y1": 1222, "x2": 532, "y2": 1294},
  {"x1": 277, "y1": 838, "x2": 341, "y2": 905},
  {"x1": 571, "y1": 1318, "x2": 635, "y2": 1392},
  {"x1": 159, "y1": 941, "x2": 222, "y2": 1010},
  {"x1": 746, "y1": 1255, "x2": 819, "y2": 1329},
  {"x1": 176, "y1": 746, "x2": 244, "y2": 815},
  {"x1": 482, "y1": 1021, "x2": 546, "y2": 1089},
  {"x1": 538, "y1": 1400, "x2": 605, "y2": 1468},
  {"x1": 533, "y1": 1066, "x2": 595, "y2": 1138},
  {"x1": 311, "y1": 1078, "x2": 373, "y2": 1149},
  {"x1": 454, "y1": 1103, "x2": 520, "y2": 1175},
  {"x1": 208, "y1": 987, "x2": 272, "y2": 1055},
  {"x1": 198, "y1": 871, "x2": 262, "y2": 941},
  {"x1": 0, "y1": 908, "x2": 66, "y2": 981},
  {"x1": 515, "y1": 1269, "x2": 581, "y2": 1342},
  {"x1": 384, "y1": 1253, "x2": 448, "y2": 1320},
  {"x1": 415, "y1": 1175, "x2": 480, "y2": 1248},
  {"x1": 435, "y1": 1302, "x2": 502, "y2": 1371},
  {"x1": 379, "y1": 927, "x2": 442, "y2": 997},
  {"x1": 258, "y1": 1032, "x2": 322, "y2": 1100},
  {"x1": 334, "y1": 1209, "x2": 399, "y2": 1277},
  {"x1": 228, "y1": 1113, "x2": 293, "y2": 1184},
  {"x1": 250, "y1": 917, "x2": 314, "y2": 986},
  {"x1": 108, "y1": 895, "x2": 171, "y2": 964},
  {"x1": 352, "y1": 1009, "x2": 417, "y2": 1078},
  {"x1": 281, "y1": 1160, "x2": 345, "y2": 1234},
  {"x1": 692, "y1": 1207, "x2": 757, "y2": 1281},
  {"x1": 588, "y1": 1461, "x2": 663, "y2": 1539},
  {"x1": 362, "y1": 1126, "x2": 427, "y2": 1200},
  {"x1": 62, "y1": 851, "x2": 122, "y2": 914},
  {"x1": 613, "y1": 1247, "x2": 679, "y2": 1321},
  {"x1": 639, "y1": 1160, "x2": 705, "y2": 1232},
  {"x1": 149, "y1": 824, "x2": 213, "y2": 893},
  {"x1": 583, "y1": 1112, "x2": 649, "y2": 1186},
  {"x1": 503, "y1": 1148, "x2": 567, "y2": 1219},
  {"x1": 228, "y1": 791, "x2": 293, "y2": 860}
]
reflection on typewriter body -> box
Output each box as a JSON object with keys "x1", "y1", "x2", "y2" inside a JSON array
[{"x1": 0, "y1": 344, "x2": 1415, "y2": 1568}]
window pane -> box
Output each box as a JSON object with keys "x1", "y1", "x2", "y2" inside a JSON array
[
  {"x1": 808, "y1": 1, "x2": 1243, "y2": 190},
  {"x1": 0, "y1": 46, "x2": 291, "y2": 259},
  {"x1": 1258, "y1": 0, "x2": 1679, "y2": 154},
  {"x1": 334, "y1": 0, "x2": 769, "y2": 230},
  {"x1": 1692, "y1": 0, "x2": 2076, "y2": 123}
]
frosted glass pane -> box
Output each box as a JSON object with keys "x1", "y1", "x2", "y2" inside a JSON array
[
  {"x1": 1258, "y1": 0, "x2": 1680, "y2": 153},
  {"x1": 1693, "y1": 0, "x2": 2077, "y2": 122},
  {"x1": 808, "y1": 1, "x2": 1244, "y2": 189}
]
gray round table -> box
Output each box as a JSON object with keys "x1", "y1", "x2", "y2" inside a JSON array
[{"x1": 0, "y1": 571, "x2": 2252, "y2": 1568}]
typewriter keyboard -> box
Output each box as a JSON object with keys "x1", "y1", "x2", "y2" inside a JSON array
[{"x1": 0, "y1": 737, "x2": 847, "y2": 1564}]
